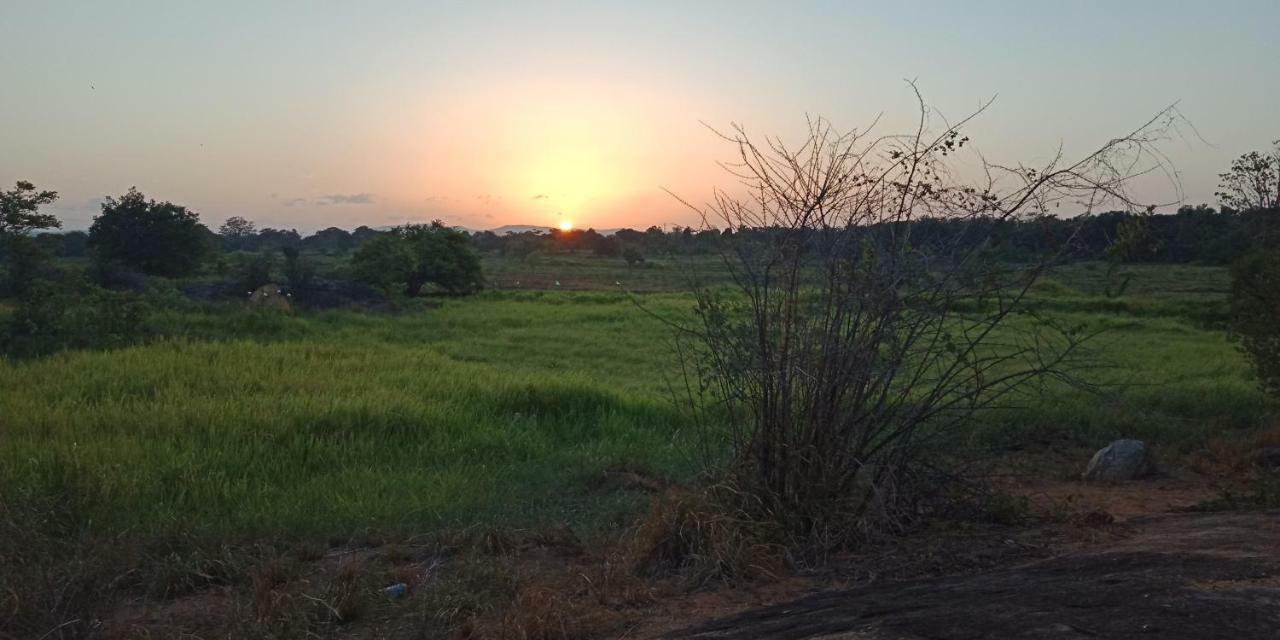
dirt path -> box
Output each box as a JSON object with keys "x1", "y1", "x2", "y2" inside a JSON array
[{"x1": 668, "y1": 511, "x2": 1280, "y2": 639}]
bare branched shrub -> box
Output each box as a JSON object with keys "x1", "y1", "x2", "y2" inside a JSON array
[{"x1": 672, "y1": 87, "x2": 1183, "y2": 545}]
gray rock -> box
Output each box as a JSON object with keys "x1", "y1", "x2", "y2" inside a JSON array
[{"x1": 1082, "y1": 439, "x2": 1155, "y2": 482}]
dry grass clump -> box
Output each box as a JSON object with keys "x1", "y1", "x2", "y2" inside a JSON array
[
  {"x1": 0, "y1": 528, "x2": 124, "y2": 640},
  {"x1": 495, "y1": 586, "x2": 596, "y2": 640},
  {"x1": 627, "y1": 487, "x2": 788, "y2": 586},
  {"x1": 1188, "y1": 423, "x2": 1280, "y2": 475},
  {"x1": 1182, "y1": 423, "x2": 1280, "y2": 512},
  {"x1": 241, "y1": 556, "x2": 370, "y2": 634}
]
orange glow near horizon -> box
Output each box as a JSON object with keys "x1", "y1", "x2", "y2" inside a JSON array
[
  {"x1": 385, "y1": 78, "x2": 729, "y2": 231},
  {"x1": 558, "y1": 219, "x2": 574, "y2": 232}
]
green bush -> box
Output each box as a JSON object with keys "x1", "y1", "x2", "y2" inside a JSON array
[
  {"x1": 2, "y1": 280, "x2": 153, "y2": 358},
  {"x1": 1230, "y1": 248, "x2": 1280, "y2": 396},
  {"x1": 281, "y1": 246, "x2": 314, "y2": 290},
  {"x1": 236, "y1": 250, "x2": 278, "y2": 293},
  {"x1": 0, "y1": 235, "x2": 58, "y2": 297},
  {"x1": 351, "y1": 222, "x2": 482, "y2": 295}
]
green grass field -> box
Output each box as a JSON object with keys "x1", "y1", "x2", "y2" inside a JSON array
[
  {"x1": 1, "y1": 261, "x2": 1274, "y2": 546},
  {"x1": 481, "y1": 253, "x2": 736, "y2": 291}
]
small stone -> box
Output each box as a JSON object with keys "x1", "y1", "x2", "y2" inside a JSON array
[
  {"x1": 385, "y1": 582, "x2": 408, "y2": 599},
  {"x1": 1082, "y1": 439, "x2": 1155, "y2": 482}
]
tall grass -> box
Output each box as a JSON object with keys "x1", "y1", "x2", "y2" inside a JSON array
[
  {"x1": 1, "y1": 291, "x2": 697, "y2": 540},
  {"x1": 1, "y1": 268, "x2": 1275, "y2": 543}
]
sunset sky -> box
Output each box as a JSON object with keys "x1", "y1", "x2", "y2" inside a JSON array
[{"x1": 3, "y1": 1, "x2": 1278, "y2": 232}]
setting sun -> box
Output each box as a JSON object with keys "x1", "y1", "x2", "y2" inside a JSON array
[{"x1": 558, "y1": 220, "x2": 574, "y2": 231}]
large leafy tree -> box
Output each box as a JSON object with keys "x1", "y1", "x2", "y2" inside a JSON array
[
  {"x1": 0, "y1": 181, "x2": 60, "y2": 236},
  {"x1": 0, "y1": 181, "x2": 61, "y2": 296},
  {"x1": 217, "y1": 216, "x2": 258, "y2": 251},
  {"x1": 256, "y1": 227, "x2": 302, "y2": 250},
  {"x1": 88, "y1": 188, "x2": 212, "y2": 276},
  {"x1": 218, "y1": 215, "x2": 256, "y2": 238},
  {"x1": 1216, "y1": 140, "x2": 1279, "y2": 212},
  {"x1": 302, "y1": 226, "x2": 354, "y2": 254},
  {"x1": 351, "y1": 222, "x2": 482, "y2": 295},
  {"x1": 1220, "y1": 140, "x2": 1280, "y2": 397},
  {"x1": 351, "y1": 225, "x2": 383, "y2": 245}
]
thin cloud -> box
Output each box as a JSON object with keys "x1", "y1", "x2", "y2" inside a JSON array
[
  {"x1": 317, "y1": 193, "x2": 376, "y2": 205},
  {"x1": 532, "y1": 194, "x2": 549, "y2": 200}
]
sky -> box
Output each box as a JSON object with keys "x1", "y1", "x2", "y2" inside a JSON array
[{"x1": 2, "y1": 1, "x2": 1277, "y2": 233}]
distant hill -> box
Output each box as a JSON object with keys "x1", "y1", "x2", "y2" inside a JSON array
[
  {"x1": 483, "y1": 225, "x2": 622, "y2": 236},
  {"x1": 487, "y1": 224, "x2": 553, "y2": 235},
  {"x1": 306, "y1": 223, "x2": 624, "y2": 235}
]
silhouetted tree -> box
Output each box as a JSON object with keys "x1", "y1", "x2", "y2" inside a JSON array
[
  {"x1": 218, "y1": 216, "x2": 257, "y2": 250},
  {"x1": 0, "y1": 181, "x2": 62, "y2": 296},
  {"x1": 281, "y1": 246, "x2": 314, "y2": 290},
  {"x1": 351, "y1": 225, "x2": 383, "y2": 246},
  {"x1": 501, "y1": 232, "x2": 542, "y2": 262},
  {"x1": 88, "y1": 188, "x2": 212, "y2": 277},
  {"x1": 614, "y1": 228, "x2": 644, "y2": 246},
  {"x1": 0, "y1": 181, "x2": 60, "y2": 236},
  {"x1": 256, "y1": 227, "x2": 302, "y2": 250},
  {"x1": 548, "y1": 228, "x2": 588, "y2": 252},
  {"x1": 237, "y1": 250, "x2": 277, "y2": 292},
  {"x1": 302, "y1": 227, "x2": 354, "y2": 254},
  {"x1": 1217, "y1": 140, "x2": 1279, "y2": 212},
  {"x1": 351, "y1": 221, "x2": 482, "y2": 295},
  {"x1": 622, "y1": 247, "x2": 645, "y2": 268},
  {"x1": 469, "y1": 230, "x2": 504, "y2": 253},
  {"x1": 642, "y1": 225, "x2": 672, "y2": 254},
  {"x1": 591, "y1": 233, "x2": 621, "y2": 257}
]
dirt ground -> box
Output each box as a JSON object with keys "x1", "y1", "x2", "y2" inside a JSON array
[
  {"x1": 644, "y1": 460, "x2": 1279, "y2": 640},
  {"x1": 95, "y1": 462, "x2": 1279, "y2": 640},
  {"x1": 663, "y1": 510, "x2": 1280, "y2": 639}
]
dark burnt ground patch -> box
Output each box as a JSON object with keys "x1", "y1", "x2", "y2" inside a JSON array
[{"x1": 674, "y1": 512, "x2": 1280, "y2": 640}]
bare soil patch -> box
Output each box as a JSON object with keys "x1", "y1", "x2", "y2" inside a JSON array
[
  {"x1": 666, "y1": 511, "x2": 1280, "y2": 639},
  {"x1": 61, "y1": 468, "x2": 1280, "y2": 640}
]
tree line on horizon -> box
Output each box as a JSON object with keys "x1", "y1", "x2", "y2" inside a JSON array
[
  {"x1": 18, "y1": 200, "x2": 1280, "y2": 268},
  {"x1": 8, "y1": 138, "x2": 1278, "y2": 274},
  {"x1": 0, "y1": 137, "x2": 1275, "y2": 309}
]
